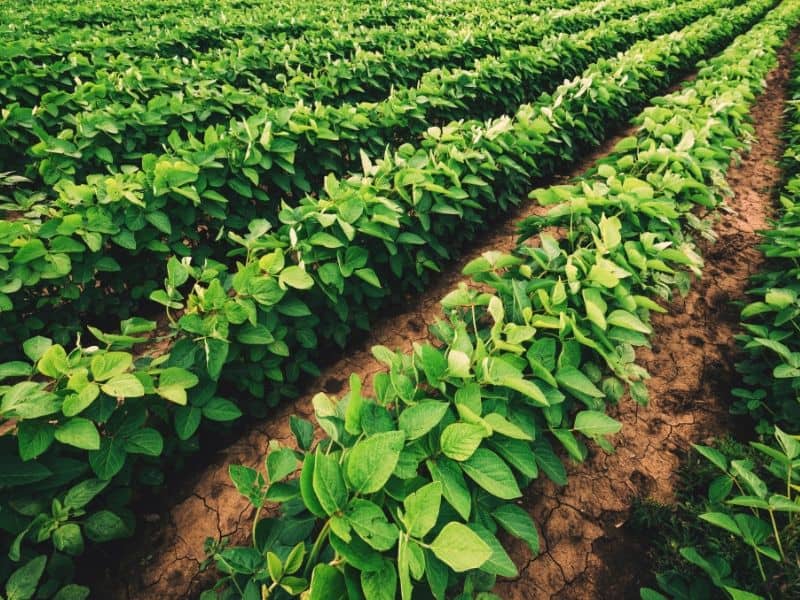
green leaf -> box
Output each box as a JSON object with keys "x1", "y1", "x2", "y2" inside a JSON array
[
  {"x1": 573, "y1": 411, "x2": 621, "y2": 437},
  {"x1": 555, "y1": 366, "x2": 605, "y2": 398},
  {"x1": 699, "y1": 512, "x2": 740, "y2": 536},
  {"x1": 5, "y1": 555, "x2": 47, "y2": 600},
  {"x1": 346, "y1": 431, "x2": 406, "y2": 494},
  {"x1": 362, "y1": 560, "x2": 397, "y2": 600},
  {"x1": 37, "y1": 344, "x2": 69, "y2": 378},
  {"x1": 202, "y1": 397, "x2": 242, "y2": 421},
  {"x1": 607, "y1": 309, "x2": 651, "y2": 334},
  {"x1": 313, "y1": 450, "x2": 348, "y2": 515},
  {"x1": 101, "y1": 373, "x2": 145, "y2": 398},
  {"x1": 279, "y1": 266, "x2": 314, "y2": 289},
  {"x1": 84, "y1": 510, "x2": 129, "y2": 542},
  {"x1": 62, "y1": 383, "x2": 100, "y2": 416},
  {"x1": 399, "y1": 401, "x2": 448, "y2": 440},
  {"x1": 89, "y1": 437, "x2": 127, "y2": 480},
  {"x1": 64, "y1": 479, "x2": 110, "y2": 509},
  {"x1": 308, "y1": 563, "x2": 346, "y2": 600},
  {"x1": 23, "y1": 336, "x2": 52, "y2": 362},
  {"x1": 440, "y1": 422, "x2": 486, "y2": 461},
  {"x1": 52, "y1": 584, "x2": 90, "y2": 600},
  {"x1": 267, "y1": 447, "x2": 298, "y2": 482},
  {"x1": 90, "y1": 352, "x2": 132, "y2": 381},
  {"x1": 345, "y1": 498, "x2": 399, "y2": 551},
  {"x1": 427, "y1": 458, "x2": 471, "y2": 520},
  {"x1": 55, "y1": 418, "x2": 101, "y2": 450},
  {"x1": 492, "y1": 504, "x2": 539, "y2": 553},
  {"x1": 430, "y1": 523, "x2": 492, "y2": 572},
  {"x1": 355, "y1": 268, "x2": 382, "y2": 288},
  {"x1": 403, "y1": 481, "x2": 442, "y2": 538},
  {"x1": 17, "y1": 421, "x2": 55, "y2": 461},
  {"x1": 53, "y1": 523, "x2": 84, "y2": 556},
  {"x1": 461, "y1": 448, "x2": 521, "y2": 499},
  {"x1": 124, "y1": 428, "x2": 164, "y2": 456},
  {"x1": 693, "y1": 444, "x2": 728, "y2": 472}
]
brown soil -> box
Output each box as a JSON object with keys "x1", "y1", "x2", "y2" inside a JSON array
[
  {"x1": 97, "y1": 38, "x2": 794, "y2": 599},
  {"x1": 494, "y1": 31, "x2": 797, "y2": 600}
]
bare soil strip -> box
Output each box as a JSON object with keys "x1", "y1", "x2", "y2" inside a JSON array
[
  {"x1": 494, "y1": 32, "x2": 798, "y2": 600},
  {"x1": 99, "y1": 45, "x2": 794, "y2": 599}
]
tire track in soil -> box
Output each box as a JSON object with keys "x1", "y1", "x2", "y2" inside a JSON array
[
  {"x1": 100, "y1": 48, "x2": 790, "y2": 599},
  {"x1": 494, "y1": 31, "x2": 798, "y2": 600}
]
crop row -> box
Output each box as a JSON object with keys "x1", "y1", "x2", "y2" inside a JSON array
[
  {"x1": 643, "y1": 39, "x2": 800, "y2": 600},
  {"x1": 0, "y1": 0, "x2": 577, "y2": 111},
  {"x1": 0, "y1": 0, "x2": 745, "y2": 351},
  {"x1": 0, "y1": 0, "x2": 651, "y2": 164},
  {"x1": 196, "y1": 4, "x2": 800, "y2": 598},
  {"x1": 0, "y1": 2, "x2": 783, "y2": 597}
]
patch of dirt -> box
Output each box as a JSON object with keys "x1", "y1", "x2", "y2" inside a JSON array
[
  {"x1": 494, "y1": 30, "x2": 797, "y2": 600},
  {"x1": 96, "y1": 38, "x2": 795, "y2": 600}
]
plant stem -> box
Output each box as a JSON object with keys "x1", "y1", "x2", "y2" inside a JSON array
[
  {"x1": 754, "y1": 546, "x2": 767, "y2": 582},
  {"x1": 303, "y1": 520, "x2": 331, "y2": 579},
  {"x1": 252, "y1": 503, "x2": 264, "y2": 549},
  {"x1": 768, "y1": 509, "x2": 785, "y2": 561}
]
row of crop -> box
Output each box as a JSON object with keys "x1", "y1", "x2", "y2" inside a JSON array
[
  {"x1": 0, "y1": 0, "x2": 745, "y2": 352},
  {"x1": 641, "y1": 41, "x2": 800, "y2": 600},
  {"x1": 0, "y1": 0, "x2": 456, "y2": 56},
  {"x1": 0, "y1": 0, "x2": 577, "y2": 111},
  {"x1": 193, "y1": 5, "x2": 800, "y2": 598},
  {"x1": 1, "y1": 0, "x2": 673, "y2": 181},
  {"x1": 0, "y1": 0, "x2": 646, "y2": 165},
  {"x1": 0, "y1": 3, "x2": 781, "y2": 598}
]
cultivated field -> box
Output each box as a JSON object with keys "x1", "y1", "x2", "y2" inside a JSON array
[{"x1": 1, "y1": 0, "x2": 799, "y2": 598}]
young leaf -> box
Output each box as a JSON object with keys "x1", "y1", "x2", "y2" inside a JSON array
[
  {"x1": 403, "y1": 481, "x2": 442, "y2": 538},
  {"x1": 429, "y1": 523, "x2": 492, "y2": 572},
  {"x1": 346, "y1": 431, "x2": 405, "y2": 494},
  {"x1": 461, "y1": 449, "x2": 521, "y2": 499}
]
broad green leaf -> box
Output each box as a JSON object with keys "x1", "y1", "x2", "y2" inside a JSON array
[
  {"x1": 461, "y1": 448, "x2": 521, "y2": 499},
  {"x1": 312, "y1": 451, "x2": 348, "y2": 515},
  {"x1": 362, "y1": 560, "x2": 397, "y2": 600},
  {"x1": 399, "y1": 402, "x2": 448, "y2": 440},
  {"x1": 279, "y1": 266, "x2": 314, "y2": 289},
  {"x1": 101, "y1": 374, "x2": 145, "y2": 398},
  {"x1": 555, "y1": 366, "x2": 605, "y2": 398},
  {"x1": 5, "y1": 555, "x2": 47, "y2": 600},
  {"x1": 345, "y1": 498, "x2": 399, "y2": 551},
  {"x1": 427, "y1": 458, "x2": 471, "y2": 520},
  {"x1": 124, "y1": 428, "x2": 163, "y2": 456},
  {"x1": 89, "y1": 437, "x2": 127, "y2": 480},
  {"x1": 308, "y1": 563, "x2": 346, "y2": 600},
  {"x1": 573, "y1": 411, "x2": 621, "y2": 437},
  {"x1": 55, "y1": 418, "x2": 100, "y2": 450},
  {"x1": 429, "y1": 523, "x2": 492, "y2": 572},
  {"x1": 267, "y1": 447, "x2": 298, "y2": 482},
  {"x1": 440, "y1": 422, "x2": 486, "y2": 461},
  {"x1": 403, "y1": 481, "x2": 442, "y2": 538},
  {"x1": 492, "y1": 505, "x2": 539, "y2": 553},
  {"x1": 90, "y1": 352, "x2": 132, "y2": 381},
  {"x1": 84, "y1": 510, "x2": 129, "y2": 542},
  {"x1": 346, "y1": 431, "x2": 405, "y2": 494}
]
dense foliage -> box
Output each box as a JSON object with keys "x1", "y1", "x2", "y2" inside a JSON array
[
  {"x1": 2, "y1": 0, "x2": 799, "y2": 598},
  {"x1": 197, "y1": 3, "x2": 800, "y2": 598}
]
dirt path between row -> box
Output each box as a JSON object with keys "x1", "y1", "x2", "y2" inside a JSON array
[
  {"x1": 100, "y1": 35, "x2": 794, "y2": 599},
  {"x1": 495, "y1": 32, "x2": 797, "y2": 600}
]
